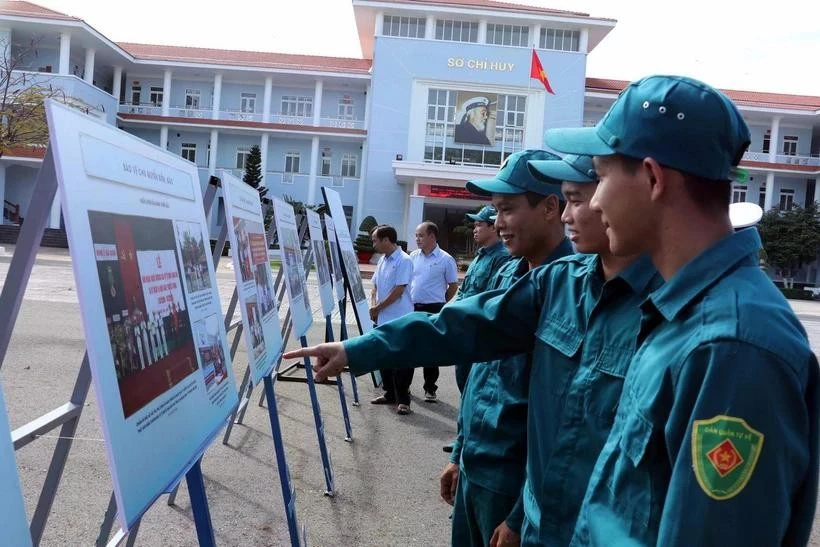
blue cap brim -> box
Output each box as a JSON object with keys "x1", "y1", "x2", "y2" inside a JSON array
[
  {"x1": 528, "y1": 160, "x2": 592, "y2": 184},
  {"x1": 465, "y1": 213, "x2": 481, "y2": 221},
  {"x1": 545, "y1": 127, "x2": 616, "y2": 156},
  {"x1": 466, "y1": 178, "x2": 526, "y2": 196}
]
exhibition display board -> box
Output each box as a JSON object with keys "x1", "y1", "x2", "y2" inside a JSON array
[
  {"x1": 272, "y1": 198, "x2": 313, "y2": 338},
  {"x1": 0, "y1": 383, "x2": 32, "y2": 547},
  {"x1": 320, "y1": 189, "x2": 372, "y2": 335},
  {"x1": 306, "y1": 209, "x2": 335, "y2": 317},
  {"x1": 323, "y1": 217, "x2": 346, "y2": 303},
  {"x1": 45, "y1": 100, "x2": 238, "y2": 529},
  {"x1": 220, "y1": 171, "x2": 284, "y2": 384}
]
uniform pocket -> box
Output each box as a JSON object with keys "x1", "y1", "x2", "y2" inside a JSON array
[
  {"x1": 585, "y1": 346, "x2": 632, "y2": 428},
  {"x1": 535, "y1": 315, "x2": 583, "y2": 396},
  {"x1": 607, "y1": 411, "x2": 656, "y2": 532}
]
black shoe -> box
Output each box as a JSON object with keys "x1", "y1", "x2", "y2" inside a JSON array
[
  {"x1": 424, "y1": 390, "x2": 437, "y2": 402},
  {"x1": 442, "y1": 444, "x2": 453, "y2": 453},
  {"x1": 371, "y1": 395, "x2": 395, "y2": 405}
]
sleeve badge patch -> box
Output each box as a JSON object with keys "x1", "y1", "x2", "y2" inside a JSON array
[{"x1": 691, "y1": 415, "x2": 764, "y2": 500}]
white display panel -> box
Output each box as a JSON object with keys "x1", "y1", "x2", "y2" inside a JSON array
[
  {"x1": 45, "y1": 100, "x2": 238, "y2": 529},
  {"x1": 220, "y1": 171, "x2": 284, "y2": 384}
]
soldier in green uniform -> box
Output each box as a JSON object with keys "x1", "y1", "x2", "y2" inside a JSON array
[
  {"x1": 443, "y1": 149, "x2": 571, "y2": 546},
  {"x1": 545, "y1": 75, "x2": 818, "y2": 546},
  {"x1": 454, "y1": 205, "x2": 511, "y2": 394},
  {"x1": 285, "y1": 152, "x2": 664, "y2": 546}
]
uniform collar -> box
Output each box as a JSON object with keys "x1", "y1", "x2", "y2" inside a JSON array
[
  {"x1": 478, "y1": 240, "x2": 505, "y2": 256},
  {"x1": 545, "y1": 237, "x2": 574, "y2": 265},
  {"x1": 648, "y1": 228, "x2": 762, "y2": 321},
  {"x1": 617, "y1": 254, "x2": 658, "y2": 295}
]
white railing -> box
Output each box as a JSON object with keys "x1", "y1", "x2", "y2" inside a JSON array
[
  {"x1": 120, "y1": 105, "x2": 364, "y2": 131},
  {"x1": 119, "y1": 103, "x2": 162, "y2": 116},
  {"x1": 221, "y1": 109, "x2": 265, "y2": 123},
  {"x1": 742, "y1": 151, "x2": 820, "y2": 167},
  {"x1": 168, "y1": 105, "x2": 211, "y2": 119},
  {"x1": 319, "y1": 117, "x2": 366, "y2": 130}
]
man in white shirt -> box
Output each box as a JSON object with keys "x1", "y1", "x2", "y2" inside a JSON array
[
  {"x1": 369, "y1": 224, "x2": 416, "y2": 414},
  {"x1": 410, "y1": 221, "x2": 459, "y2": 402}
]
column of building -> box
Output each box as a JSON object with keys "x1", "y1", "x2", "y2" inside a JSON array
[{"x1": 763, "y1": 116, "x2": 780, "y2": 211}]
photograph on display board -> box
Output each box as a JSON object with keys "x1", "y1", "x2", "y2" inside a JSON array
[
  {"x1": 193, "y1": 313, "x2": 228, "y2": 391},
  {"x1": 89, "y1": 211, "x2": 197, "y2": 419},
  {"x1": 453, "y1": 91, "x2": 498, "y2": 146},
  {"x1": 280, "y1": 225, "x2": 305, "y2": 300},
  {"x1": 255, "y1": 262, "x2": 276, "y2": 317},
  {"x1": 175, "y1": 221, "x2": 212, "y2": 292},
  {"x1": 324, "y1": 216, "x2": 345, "y2": 302},
  {"x1": 232, "y1": 217, "x2": 254, "y2": 283},
  {"x1": 313, "y1": 239, "x2": 331, "y2": 286},
  {"x1": 340, "y1": 247, "x2": 367, "y2": 304},
  {"x1": 244, "y1": 297, "x2": 266, "y2": 359}
]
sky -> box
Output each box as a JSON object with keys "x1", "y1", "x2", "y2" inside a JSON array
[{"x1": 31, "y1": 0, "x2": 820, "y2": 96}]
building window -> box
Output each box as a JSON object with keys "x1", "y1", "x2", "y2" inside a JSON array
[
  {"x1": 321, "y1": 157, "x2": 332, "y2": 176},
  {"x1": 184, "y1": 89, "x2": 201, "y2": 109},
  {"x1": 240, "y1": 92, "x2": 256, "y2": 113},
  {"x1": 236, "y1": 146, "x2": 251, "y2": 169},
  {"x1": 149, "y1": 86, "x2": 163, "y2": 106},
  {"x1": 732, "y1": 185, "x2": 747, "y2": 203},
  {"x1": 758, "y1": 183, "x2": 767, "y2": 208},
  {"x1": 540, "y1": 28, "x2": 580, "y2": 51},
  {"x1": 281, "y1": 96, "x2": 313, "y2": 117},
  {"x1": 762, "y1": 130, "x2": 771, "y2": 154},
  {"x1": 783, "y1": 135, "x2": 798, "y2": 156},
  {"x1": 181, "y1": 143, "x2": 196, "y2": 163},
  {"x1": 285, "y1": 152, "x2": 301, "y2": 173},
  {"x1": 779, "y1": 188, "x2": 795, "y2": 210},
  {"x1": 131, "y1": 85, "x2": 141, "y2": 105},
  {"x1": 382, "y1": 15, "x2": 426, "y2": 38},
  {"x1": 486, "y1": 24, "x2": 530, "y2": 47},
  {"x1": 435, "y1": 19, "x2": 479, "y2": 42},
  {"x1": 424, "y1": 88, "x2": 526, "y2": 168},
  {"x1": 341, "y1": 154, "x2": 357, "y2": 177},
  {"x1": 338, "y1": 96, "x2": 354, "y2": 120}
]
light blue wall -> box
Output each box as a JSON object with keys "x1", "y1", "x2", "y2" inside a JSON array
[
  {"x1": 125, "y1": 77, "x2": 163, "y2": 102},
  {"x1": 216, "y1": 134, "x2": 261, "y2": 169},
  {"x1": 220, "y1": 82, "x2": 264, "y2": 112},
  {"x1": 12, "y1": 41, "x2": 58, "y2": 71},
  {"x1": 167, "y1": 131, "x2": 212, "y2": 168},
  {"x1": 364, "y1": 35, "x2": 587, "y2": 230},
  {"x1": 747, "y1": 123, "x2": 813, "y2": 155},
  {"x1": 271, "y1": 86, "x2": 314, "y2": 114},
  {"x1": 168, "y1": 79, "x2": 212, "y2": 108},
  {"x1": 319, "y1": 140, "x2": 363, "y2": 177},
  {"x1": 320, "y1": 89, "x2": 366, "y2": 120},
  {"x1": 125, "y1": 127, "x2": 161, "y2": 146},
  {"x1": 265, "y1": 138, "x2": 312, "y2": 172},
  {"x1": 5, "y1": 165, "x2": 39, "y2": 217}
]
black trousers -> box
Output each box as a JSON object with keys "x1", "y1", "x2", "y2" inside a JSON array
[
  {"x1": 380, "y1": 367, "x2": 414, "y2": 405},
  {"x1": 414, "y1": 302, "x2": 444, "y2": 393}
]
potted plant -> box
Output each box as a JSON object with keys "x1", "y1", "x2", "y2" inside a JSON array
[{"x1": 354, "y1": 215, "x2": 378, "y2": 263}]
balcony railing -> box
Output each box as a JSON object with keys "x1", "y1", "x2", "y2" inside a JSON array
[
  {"x1": 742, "y1": 151, "x2": 820, "y2": 167},
  {"x1": 12, "y1": 70, "x2": 117, "y2": 124},
  {"x1": 119, "y1": 104, "x2": 365, "y2": 130}
]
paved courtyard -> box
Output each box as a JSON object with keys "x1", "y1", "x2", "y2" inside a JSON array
[{"x1": 0, "y1": 246, "x2": 818, "y2": 545}]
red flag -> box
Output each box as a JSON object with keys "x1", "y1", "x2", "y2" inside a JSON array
[{"x1": 530, "y1": 50, "x2": 555, "y2": 94}]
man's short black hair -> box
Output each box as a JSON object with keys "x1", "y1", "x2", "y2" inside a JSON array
[
  {"x1": 419, "y1": 221, "x2": 438, "y2": 239},
  {"x1": 371, "y1": 224, "x2": 398, "y2": 243},
  {"x1": 524, "y1": 192, "x2": 566, "y2": 214},
  {"x1": 618, "y1": 154, "x2": 730, "y2": 213}
]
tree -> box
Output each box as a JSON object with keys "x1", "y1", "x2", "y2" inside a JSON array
[
  {"x1": 242, "y1": 145, "x2": 263, "y2": 190},
  {"x1": 0, "y1": 37, "x2": 68, "y2": 158},
  {"x1": 757, "y1": 202, "x2": 820, "y2": 287}
]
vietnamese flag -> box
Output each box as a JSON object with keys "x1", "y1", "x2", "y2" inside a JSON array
[{"x1": 530, "y1": 50, "x2": 555, "y2": 94}]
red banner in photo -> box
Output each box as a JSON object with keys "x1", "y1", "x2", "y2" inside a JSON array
[{"x1": 249, "y1": 233, "x2": 267, "y2": 265}]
